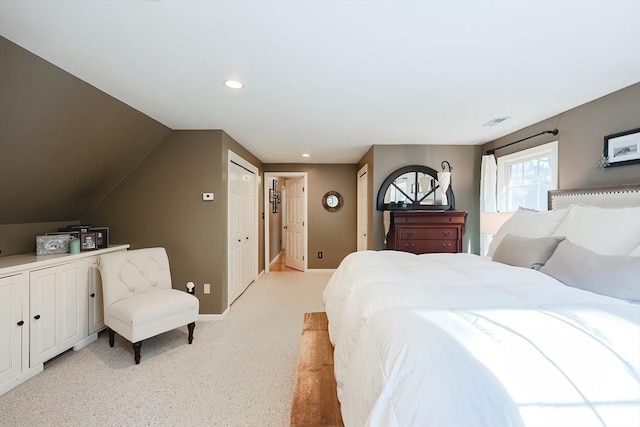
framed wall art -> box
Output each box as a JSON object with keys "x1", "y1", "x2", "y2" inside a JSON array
[{"x1": 604, "y1": 128, "x2": 640, "y2": 168}]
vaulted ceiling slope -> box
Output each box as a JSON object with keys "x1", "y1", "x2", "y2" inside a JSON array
[
  {"x1": 1, "y1": 1, "x2": 639, "y2": 163},
  {"x1": 0, "y1": 37, "x2": 172, "y2": 224}
]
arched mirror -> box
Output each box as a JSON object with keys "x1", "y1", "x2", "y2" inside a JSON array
[{"x1": 376, "y1": 164, "x2": 455, "y2": 211}]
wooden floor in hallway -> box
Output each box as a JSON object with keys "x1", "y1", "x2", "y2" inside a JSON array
[{"x1": 269, "y1": 250, "x2": 299, "y2": 272}]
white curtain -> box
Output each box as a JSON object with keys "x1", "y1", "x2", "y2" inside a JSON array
[{"x1": 480, "y1": 154, "x2": 498, "y2": 255}]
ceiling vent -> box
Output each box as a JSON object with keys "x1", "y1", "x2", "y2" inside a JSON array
[{"x1": 482, "y1": 117, "x2": 511, "y2": 127}]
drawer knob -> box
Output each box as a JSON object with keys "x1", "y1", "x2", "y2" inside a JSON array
[
  {"x1": 449, "y1": 218, "x2": 454, "y2": 221},
  {"x1": 442, "y1": 230, "x2": 452, "y2": 236},
  {"x1": 34, "y1": 314, "x2": 41, "y2": 320},
  {"x1": 17, "y1": 320, "x2": 24, "y2": 326},
  {"x1": 90, "y1": 293, "x2": 96, "y2": 298},
  {"x1": 442, "y1": 243, "x2": 452, "y2": 248}
]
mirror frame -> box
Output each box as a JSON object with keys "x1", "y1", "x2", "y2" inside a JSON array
[
  {"x1": 376, "y1": 165, "x2": 455, "y2": 211},
  {"x1": 322, "y1": 191, "x2": 344, "y2": 212}
]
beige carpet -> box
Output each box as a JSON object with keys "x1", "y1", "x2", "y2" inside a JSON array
[{"x1": 0, "y1": 271, "x2": 331, "y2": 426}]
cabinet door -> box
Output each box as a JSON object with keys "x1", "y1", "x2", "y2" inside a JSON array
[
  {"x1": 29, "y1": 269, "x2": 58, "y2": 366},
  {"x1": 30, "y1": 262, "x2": 88, "y2": 367},
  {"x1": 0, "y1": 273, "x2": 28, "y2": 391},
  {"x1": 87, "y1": 262, "x2": 104, "y2": 335}
]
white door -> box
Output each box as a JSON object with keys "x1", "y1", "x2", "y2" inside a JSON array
[
  {"x1": 285, "y1": 177, "x2": 305, "y2": 271},
  {"x1": 357, "y1": 164, "x2": 368, "y2": 251},
  {"x1": 228, "y1": 159, "x2": 256, "y2": 304}
]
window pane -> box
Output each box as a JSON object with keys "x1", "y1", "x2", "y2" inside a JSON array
[{"x1": 497, "y1": 142, "x2": 557, "y2": 212}]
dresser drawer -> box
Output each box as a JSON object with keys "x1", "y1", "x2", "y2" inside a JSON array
[
  {"x1": 397, "y1": 239, "x2": 458, "y2": 254},
  {"x1": 399, "y1": 227, "x2": 458, "y2": 240}
]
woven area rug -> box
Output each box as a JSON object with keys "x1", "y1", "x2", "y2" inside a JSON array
[{"x1": 290, "y1": 312, "x2": 343, "y2": 427}]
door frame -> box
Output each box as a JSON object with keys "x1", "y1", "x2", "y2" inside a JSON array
[
  {"x1": 357, "y1": 164, "x2": 368, "y2": 251},
  {"x1": 227, "y1": 150, "x2": 259, "y2": 307},
  {"x1": 264, "y1": 172, "x2": 308, "y2": 273}
]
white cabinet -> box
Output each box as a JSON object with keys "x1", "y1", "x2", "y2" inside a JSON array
[
  {"x1": 0, "y1": 272, "x2": 30, "y2": 395},
  {"x1": 0, "y1": 244, "x2": 128, "y2": 395},
  {"x1": 29, "y1": 261, "x2": 88, "y2": 367}
]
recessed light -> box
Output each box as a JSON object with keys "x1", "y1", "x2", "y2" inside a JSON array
[
  {"x1": 302, "y1": 153, "x2": 310, "y2": 158},
  {"x1": 224, "y1": 80, "x2": 243, "y2": 89}
]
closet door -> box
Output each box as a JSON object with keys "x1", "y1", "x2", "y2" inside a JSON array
[{"x1": 228, "y1": 158, "x2": 256, "y2": 305}]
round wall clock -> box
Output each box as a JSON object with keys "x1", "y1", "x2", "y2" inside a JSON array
[{"x1": 322, "y1": 191, "x2": 344, "y2": 212}]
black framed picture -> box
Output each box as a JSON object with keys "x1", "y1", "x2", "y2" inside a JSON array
[
  {"x1": 604, "y1": 128, "x2": 640, "y2": 168},
  {"x1": 91, "y1": 227, "x2": 109, "y2": 249},
  {"x1": 80, "y1": 231, "x2": 98, "y2": 251}
]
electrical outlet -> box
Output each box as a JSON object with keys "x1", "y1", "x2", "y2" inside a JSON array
[
  {"x1": 204, "y1": 283, "x2": 211, "y2": 294},
  {"x1": 318, "y1": 252, "x2": 323, "y2": 259}
]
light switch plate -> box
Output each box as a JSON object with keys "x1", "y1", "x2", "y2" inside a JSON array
[
  {"x1": 204, "y1": 283, "x2": 211, "y2": 294},
  {"x1": 202, "y1": 192, "x2": 214, "y2": 201}
]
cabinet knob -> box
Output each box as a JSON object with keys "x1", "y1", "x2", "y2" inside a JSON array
[
  {"x1": 449, "y1": 217, "x2": 454, "y2": 221},
  {"x1": 17, "y1": 320, "x2": 24, "y2": 326},
  {"x1": 90, "y1": 293, "x2": 96, "y2": 298},
  {"x1": 34, "y1": 314, "x2": 41, "y2": 320}
]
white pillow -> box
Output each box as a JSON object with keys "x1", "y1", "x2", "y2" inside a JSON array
[
  {"x1": 630, "y1": 244, "x2": 640, "y2": 257},
  {"x1": 487, "y1": 207, "x2": 570, "y2": 257},
  {"x1": 552, "y1": 205, "x2": 640, "y2": 256}
]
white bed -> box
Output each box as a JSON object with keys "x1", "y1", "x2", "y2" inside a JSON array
[{"x1": 323, "y1": 185, "x2": 640, "y2": 427}]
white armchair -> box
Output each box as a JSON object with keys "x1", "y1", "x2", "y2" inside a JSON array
[{"x1": 97, "y1": 247, "x2": 199, "y2": 364}]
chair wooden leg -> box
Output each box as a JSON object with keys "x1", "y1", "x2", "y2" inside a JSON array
[
  {"x1": 187, "y1": 322, "x2": 195, "y2": 344},
  {"x1": 133, "y1": 341, "x2": 142, "y2": 364},
  {"x1": 108, "y1": 328, "x2": 115, "y2": 347}
]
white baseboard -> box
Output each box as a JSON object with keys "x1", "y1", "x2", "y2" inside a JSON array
[
  {"x1": 73, "y1": 332, "x2": 98, "y2": 351},
  {"x1": 0, "y1": 364, "x2": 42, "y2": 396},
  {"x1": 198, "y1": 307, "x2": 229, "y2": 321},
  {"x1": 306, "y1": 269, "x2": 336, "y2": 273}
]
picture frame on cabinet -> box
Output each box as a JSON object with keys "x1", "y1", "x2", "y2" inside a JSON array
[
  {"x1": 91, "y1": 227, "x2": 109, "y2": 249},
  {"x1": 80, "y1": 231, "x2": 98, "y2": 251},
  {"x1": 47, "y1": 231, "x2": 80, "y2": 240},
  {"x1": 604, "y1": 128, "x2": 640, "y2": 168},
  {"x1": 36, "y1": 235, "x2": 71, "y2": 255}
]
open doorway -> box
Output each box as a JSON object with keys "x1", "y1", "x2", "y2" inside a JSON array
[{"x1": 264, "y1": 172, "x2": 308, "y2": 273}]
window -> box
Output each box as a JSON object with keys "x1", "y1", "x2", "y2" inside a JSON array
[{"x1": 497, "y1": 141, "x2": 558, "y2": 212}]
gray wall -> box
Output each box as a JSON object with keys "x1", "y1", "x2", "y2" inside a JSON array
[
  {"x1": 0, "y1": 36, "x2": 171, "y2": 256},
  {"x1": 268, "y1": 177, "x2": 283, "y2": 262},
  {"x1": 363, "y1": 145, "x2": 481, "y2": 253},
  {"x1": 264, "y1": 164, "x2": 358, "y2": 269},
  {"x1": 84, "y1": 130, "x2": 264, "y2": 315},
  {"x1": 482, "y1": 83, "x2": 640, "y2": 189}
]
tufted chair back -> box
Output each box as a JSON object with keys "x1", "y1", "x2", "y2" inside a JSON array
[{"x1": 98, "y1": 247, "x2": 173, "y2": 317}]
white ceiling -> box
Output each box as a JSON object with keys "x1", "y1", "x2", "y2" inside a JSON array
[{"x1": 1, "y1": 1, "x2": 639, "y2": 164}]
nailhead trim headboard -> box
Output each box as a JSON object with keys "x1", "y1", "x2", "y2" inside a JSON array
[{"x1": 548, "y1": 184, "x2": 640, "y2": 210}]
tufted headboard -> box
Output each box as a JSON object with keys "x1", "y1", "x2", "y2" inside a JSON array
[{"x1": 548, "y1": 184, "x2": 640, "y2": 210}]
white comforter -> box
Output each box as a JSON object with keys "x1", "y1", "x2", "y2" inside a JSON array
[{"x1": 323, "y1": 251, "x2": 640, "y2": 427}]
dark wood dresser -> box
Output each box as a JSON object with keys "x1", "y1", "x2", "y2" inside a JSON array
[{"x1": 386, "y1": 211, "x2": 468, "y2": 254}]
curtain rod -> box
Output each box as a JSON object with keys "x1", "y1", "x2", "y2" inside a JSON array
[{"x1": 485, "y1": 129, "x2": 558, "y2": 155}]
